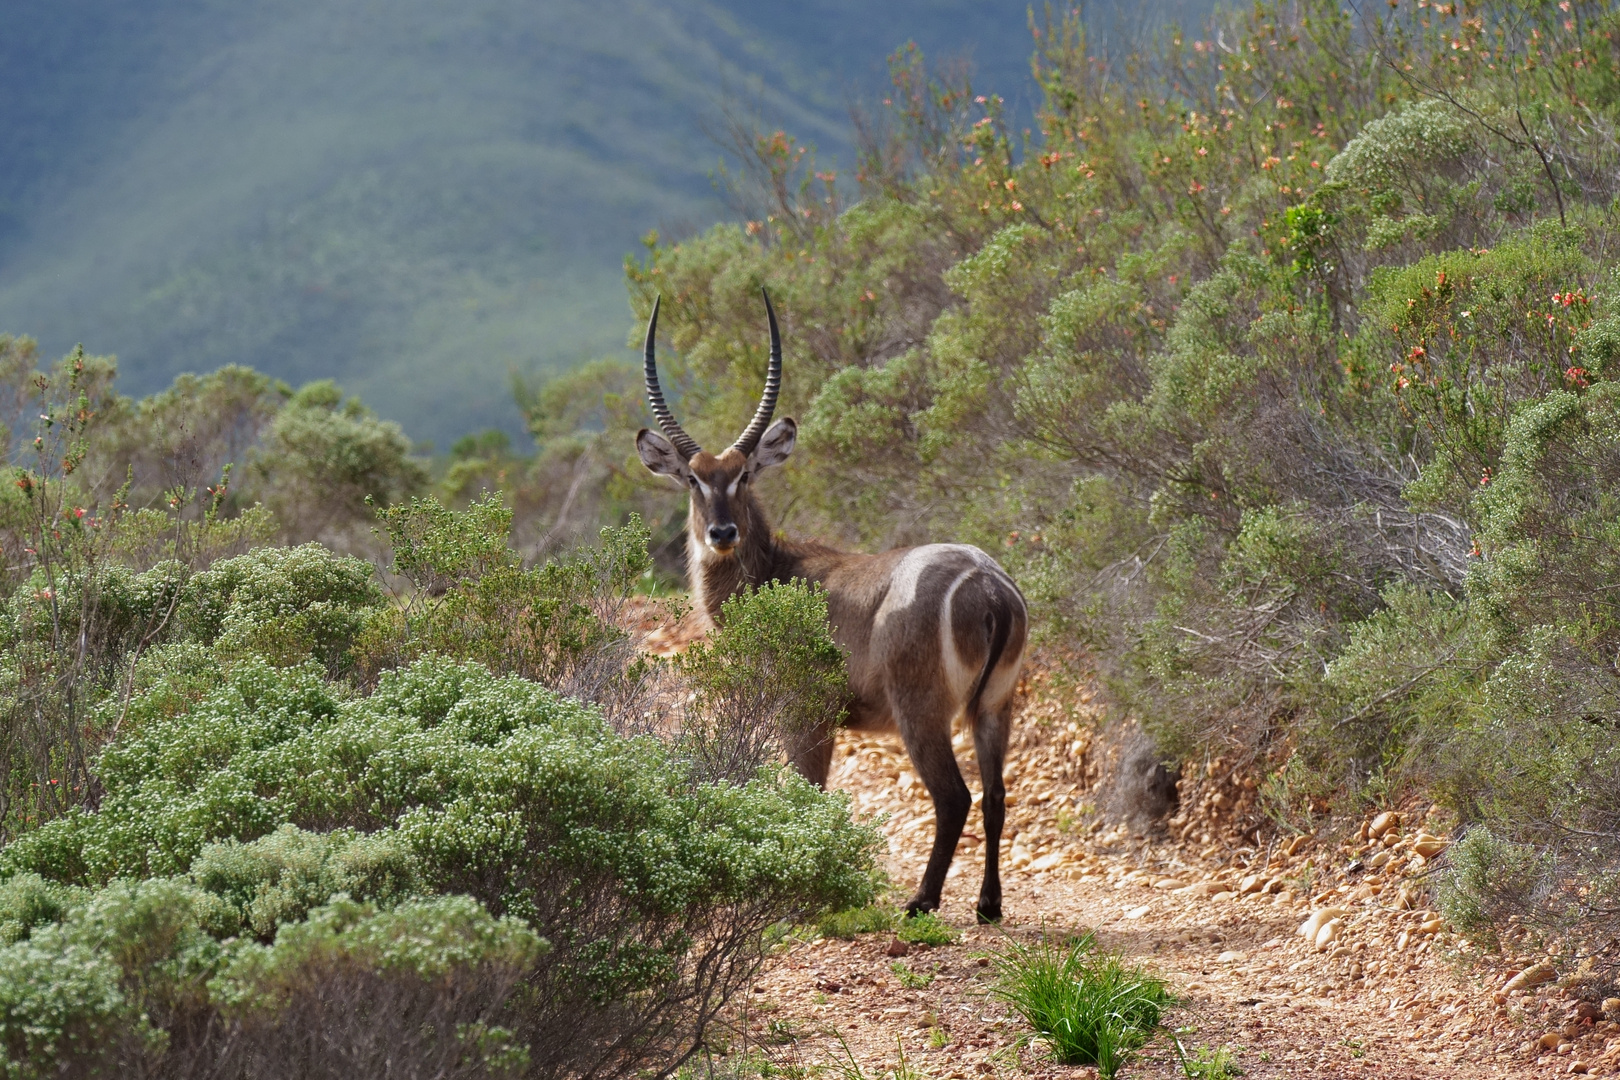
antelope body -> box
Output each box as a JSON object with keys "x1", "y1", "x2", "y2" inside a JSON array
[{"x1": 635, "y1": 293, "x2": 1027, "y2": 921}]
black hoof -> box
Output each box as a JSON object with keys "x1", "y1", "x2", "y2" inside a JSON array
[
  {"x1": 903, "y1": 897, "x2": 938, "y2": 917},
  {"x1": 975, "y1": 904, "x2": 1002, "y2": 925}
]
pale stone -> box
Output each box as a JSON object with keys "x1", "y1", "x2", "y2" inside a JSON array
[
  {"x1": 1237, "y1": 874, "x2": 1263, "y2": 896},
  {"x1": 1029, "y1": 852, "x2": 1065, "y2": 873},
  {"x1": 1503, "y1": 963, "x2": 1557, "y2": 994},
  {"x1": 1217, "y1": 950, "x2": 1241, "y2": 963},
  {"x1": 1298, "y1": 908, "x2": 1346, "y2": 941},
  {"x1": 1369, "y1": 811, "x2": 1401, "y2": 838},
  {"x1": 1419, "y1": 917, "x2": 1444, "y2": 935},
  {"x1": 1314, "y1": 918, "x2": 1343, "y2": 951},
  {"x1": 1411, "y1": 832, "x2": 1448, "y2": 858},
  {"x1": 1175, "y1": 881, "x2": 1227, "y2": 897},
  {"x1": 1123, "y1": 905, "x2": 1150, "y2": 919}
]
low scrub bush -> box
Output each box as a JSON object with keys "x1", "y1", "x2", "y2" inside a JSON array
[
  {"x1": 990, "y1": 932, "x2": 1173, "y2": 1078},
  {"x1": 1174, "y1": 1043, "x2": 1244, "y2": 1079},
  {"x1": 210, "y1": 895, "x2": 545, "y2": 1080},
  {"x1": 0, "y1": 654, "x2": 878, "y2": 1076},
  {"x1": 676, "y1": 580, "x2": 849, "y2": 784},
  {"x1": 363, "y1": 494, "x2": 661, "y2": 732}
]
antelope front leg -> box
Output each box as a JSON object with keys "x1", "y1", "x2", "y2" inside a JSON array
[{"x1": 786, "y1": 717, "x2": 838, "y2": 788}]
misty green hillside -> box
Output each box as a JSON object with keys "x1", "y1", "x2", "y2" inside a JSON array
[{"x1": 0, "y1": 0, "x2": 1201, "y2": 444}]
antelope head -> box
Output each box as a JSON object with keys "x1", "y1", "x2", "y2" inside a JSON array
[{"x1": 636, "y1": 290, "x2": 797, "y2": 560}]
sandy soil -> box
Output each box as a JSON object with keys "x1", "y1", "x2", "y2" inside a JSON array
[{"x1": 716, "y1": 676, "x2": 1620, "y2": 1080}]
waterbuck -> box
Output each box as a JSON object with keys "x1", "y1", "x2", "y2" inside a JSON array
[{"x1": 635, "y1": 291, "x2": 1028, "y2": 922}]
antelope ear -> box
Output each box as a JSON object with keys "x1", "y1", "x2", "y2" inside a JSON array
[
  {"x1": 637, "y1": 429, "x2": 691, "y2": 479},
  {"x1": 750, "y1": 417, "x2": 796, "y2": 471}
]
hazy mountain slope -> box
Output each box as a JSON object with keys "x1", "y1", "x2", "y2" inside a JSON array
[{"x1": 0, "y1": 0, "x2": 1200, "y2": 443}]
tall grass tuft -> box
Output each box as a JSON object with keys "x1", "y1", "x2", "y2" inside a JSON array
[{"x1": 989, "y1": 931, "x2": 1174, "y2": 1078}]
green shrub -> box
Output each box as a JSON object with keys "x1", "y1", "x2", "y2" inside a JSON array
[
  {"x1": 1176, "y1": 1043, "x2": 1244, "y2": 1079},
  {"x1": 895, "y1": 911, "x2": 959, "y2": 946},
  {"x1": 677, "y1": 580, "x2": 849, "y2": 784},
  {"x1": 216, "y1": 894, "x2": 545, "y2": 1006},
  {"x1": 990, "y1": 932, "x2": 1173, "y2": 1078},
  {"x1": 207, "y1": 895, "x2": 543, "y2": 1079},
  {"x1": 890, "y1": 961, "x2": 933, "y2": 989},
  {"x1": 0, "y1": 931, "x2": 147, "y2": 1078},
  {"x1": 0, "y1": 877, "x2": 229, "y2": 1077},
  {"x1": 1436, "y1": 826, "x2": 1549, "y2": 950},
  {"x1": 0, "y1": 653, "x2": 880, "y2": 1078},
  {"x1": 817, "y1": 903, "x2": 899, "y2": 940},
  {"x1": 250, "y1": 379, "x2": 428, "y2": 545},
  {"x1": 0, "y1": 875, "x2": 78, "y2": 945},
  {"x1": 190, "y1": 825, "x2": 422, "y2": 941},
  {"x1": 364, "y1": 495, "x2": 659, "y2": 730},
  {"x1": 181, "y1": 543, "x2": 383, "y2": 673}
]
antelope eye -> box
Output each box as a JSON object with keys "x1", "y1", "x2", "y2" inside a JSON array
[{"x1": 738, "y1": 473, "x2": 749, "y2": 485}]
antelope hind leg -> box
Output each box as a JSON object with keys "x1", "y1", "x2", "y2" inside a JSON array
[{"x1": 971, "y1": 701, "x2": 1012, "y2": 923}]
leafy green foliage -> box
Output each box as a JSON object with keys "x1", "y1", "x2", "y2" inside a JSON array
[
  {"x1": 1176, "y1": 1042, "x2": 1244, "y2": 1079},
  {"x1": 0, "y1": 648, "x2": 878, "y2": 1076},
  {"x1": 677, "y1": 580, "x2": 849, "y2": 784},
  {"x1": 213, "y1": 893, "x2": 546, "y2": 1005},
  {"x1": 0, "y1": 456, "x2": 880, "y2": 1077},
  {"x1": 183, "y1": 544, "x2": 383, "y2": 673},
  {"x1": 894, "y1": 911, "x2": 958, "y2": 946},
  {"x1": 364, "y1": 494, "x2": 658, "y2": 728},
  {"x1": 815, "y1": 903, "x2": 899, "y2": 940},
  {"x1": 250, "y1": 381, "x2": 428, "y2": 546},
  {"x1": 889, "y1": 960, "x2": 933, "y2": 989},
  {"x1": 189, "y1": 826, "x2": 422, "y2": 942},
  {"x1": 990, "y1": 932, "x2": 1173, "y2": 1077}
]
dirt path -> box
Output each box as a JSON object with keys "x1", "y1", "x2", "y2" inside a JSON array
[{"x1": 727, "y1": 683, "x2": 1620, "y2": 1080}]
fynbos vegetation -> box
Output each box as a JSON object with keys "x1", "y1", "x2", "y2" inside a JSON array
[
  {"x1": 623, "y1": 0, "x2": 1620, "y2": 970},
  {"x1": 0, "y1": 380, "x2": 879, "y2": 1076},
  {"x1": 7, "y1": 0, "x2": 1620, "y2": 1069}
]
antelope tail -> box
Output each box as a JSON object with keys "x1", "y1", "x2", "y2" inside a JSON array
[{"x1": 965, "y1": 593, "x2": 1014, "y2": 721}]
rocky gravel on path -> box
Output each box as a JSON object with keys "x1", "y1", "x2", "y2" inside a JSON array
[{"x1": 722, "y1": 678, "x2": 1620, "y2": 1080}]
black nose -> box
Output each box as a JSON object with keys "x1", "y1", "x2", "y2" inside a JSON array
[{"x1": 707, "y1": 523, "x2": 738, "y2": 546}]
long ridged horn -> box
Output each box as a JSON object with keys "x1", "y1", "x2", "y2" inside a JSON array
[
  {"x1": 727, "y1": 287, "x2": 782, "y2": 458},
  {"x1": 643, "y1": 295, "x2": 702, "y2": 461}
]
